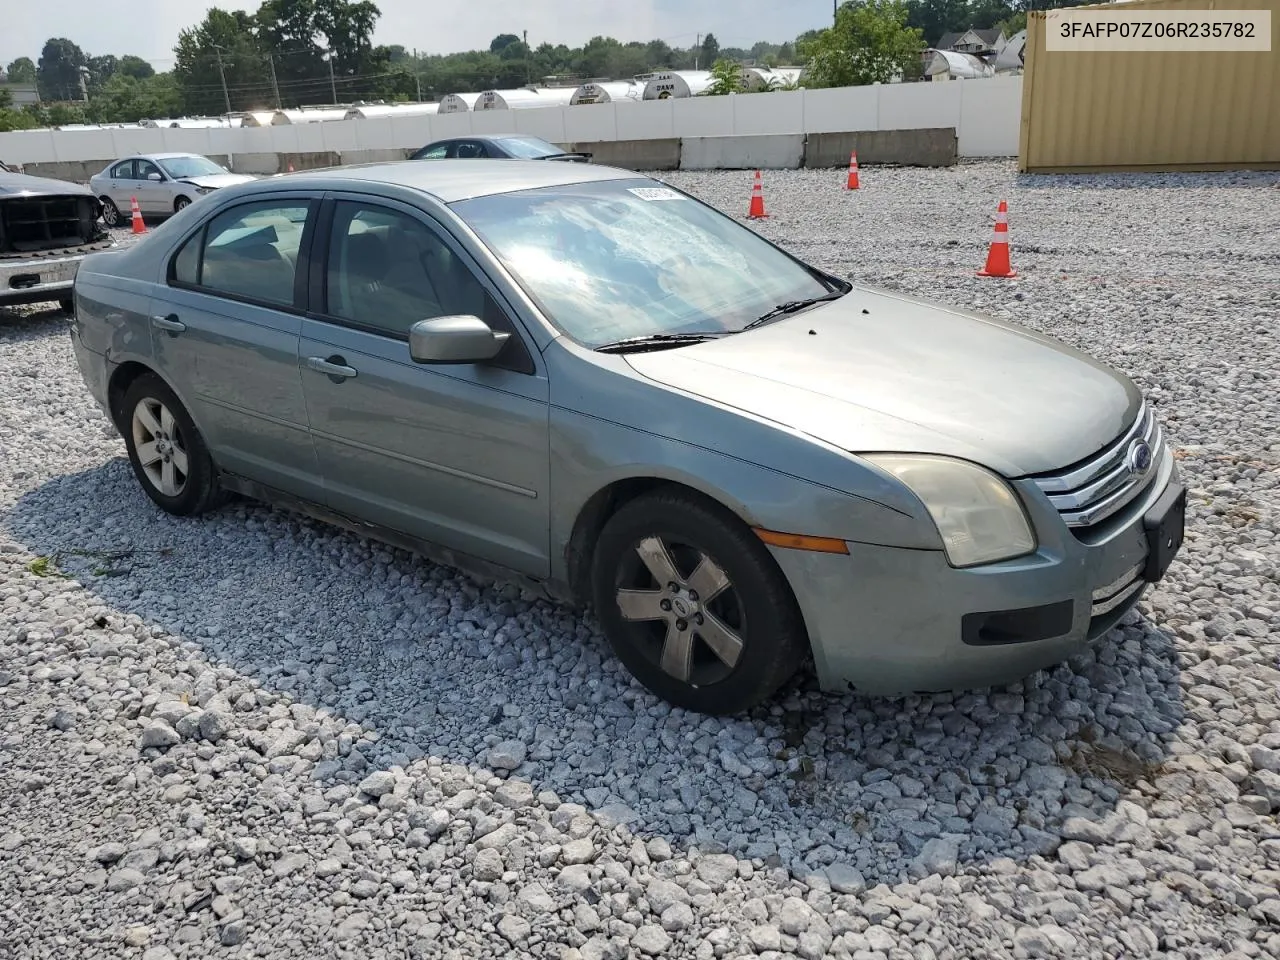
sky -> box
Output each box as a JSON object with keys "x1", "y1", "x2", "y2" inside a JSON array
[{"x1": 0, "y1": 0, "x2": 838, "y2": 72}]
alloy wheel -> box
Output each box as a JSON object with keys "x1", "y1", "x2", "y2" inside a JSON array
[
  {"x1": 614, "y1": 535, "x2": 745, "y2": 685},
  {"x1": 131, "y1": 397, "x2": 189, "y2": 497}
]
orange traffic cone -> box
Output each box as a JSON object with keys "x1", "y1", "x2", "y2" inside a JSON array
[
  {"x1": 130, "y1": 196, "x2": 146, "y2": 235},
  {"x1": 977, "y1": 199, "x2": 1016, "y2": 278},
  {"x1": 846, "y1": 150, "x2": 860, "y2": 190},
  {"x1": 747, "y1": 170, "x2": 769, "y2": 219}
]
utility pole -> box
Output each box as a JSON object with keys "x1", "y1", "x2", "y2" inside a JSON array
[
  {"x1": 268, "y1": 54, "x2": 281, "y2": 109},
  {"x1": 214, "y1": 46, "x2": 232, "y2": 114},
  {"x1": 523, "y1": 30, "x2": 531, "y2": 86},
  {"x1": 326, "y1": 50, "x2": 337, "y2": 104},
  {"x1": 695, "y1": 33, "x2": 701, "y2": 69},
  {"x1": 413, "y1": 47, "x2": 422, "y2": 101}
]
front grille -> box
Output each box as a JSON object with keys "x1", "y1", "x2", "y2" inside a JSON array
[
  {"x1": 0, "y1": 195, "x2": 108, "y2": 257},
  {"x1": 1030, "y1": 400, "x2": 1163, "y2": 530}
]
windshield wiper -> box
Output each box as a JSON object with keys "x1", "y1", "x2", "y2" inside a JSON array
[
  {"x1": 594, "y1": 332, "x2": 728, "y2": 354},
  {"x1": 742, "y1": 289, "x2": 849, "y2": 331}
]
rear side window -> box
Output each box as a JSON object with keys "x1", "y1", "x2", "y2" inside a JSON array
[
  {"x1": 170, "y1": 200, "x2": 311, "y2": 307},
  {"x1": 111, "y1": 161, "x2": 134, "y2": 179},
  {"x1": 416, "y1": 144, "x2": 448, "y2": 160}
]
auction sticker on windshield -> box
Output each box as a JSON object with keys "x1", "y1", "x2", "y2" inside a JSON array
[{"x1": 628, "y1": 187, "x2": 684, "y2": 201}]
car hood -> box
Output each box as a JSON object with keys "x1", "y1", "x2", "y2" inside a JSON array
[
  {"x1": 0, "y1": 171, "x2": 94, "y2": 198},
  {"x1": 623, "y1": 284, "x2": 1141, "y2": 478},
  {"x1": 176, "y1": 173, "x2": 256, "y2": 189}
]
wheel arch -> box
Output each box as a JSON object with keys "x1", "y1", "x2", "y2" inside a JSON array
[
  {"x1": 107, "y1": 361, "x2": 202, "y2": 439},
  {"x1": 563, "y1": 473, "x2": 776, "y2": 608}
]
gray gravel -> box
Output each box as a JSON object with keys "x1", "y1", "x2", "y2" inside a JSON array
[{"x1": 2, "y1": 159, "x2": 1279, "y2": 959}]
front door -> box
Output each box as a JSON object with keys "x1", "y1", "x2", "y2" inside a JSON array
[
  {"x1": 134, "y1": 158, "x2": 169, "y2": 215},
  {"x1": 152, "y1": 194, "x2": 324, "y2": 502},
  {"x1": 298, "y1": 195, "x2": 551, "y2": 577}
]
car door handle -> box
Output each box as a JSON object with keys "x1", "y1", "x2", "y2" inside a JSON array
[
  {"x1": 151, "y1": 314, "x2": 186, "y2": 333},
  {"x1": 307, "y1": 356, "x2": 358, "y2": 380}
]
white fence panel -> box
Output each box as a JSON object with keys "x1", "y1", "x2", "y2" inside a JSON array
[
  {"x1": 671, "y1": 97, "x2": 735, "y2": 138},
  {"x1": 732, "y1": 90, "x2": 805, "y2": 136},
  {"x1": 802, "y1": 87, "x2": 879, "y2": 134},
  {"x1": 615, "y1": 100, "x2": 676, "y2": 141},
  {"x1": 877, "y1": 80, "x2": 963, "y2": 130},
  {"x1": 563, "y1": 102, "x2": 618, "y2": 143},
  {"x1": 959, "y1": 76, "x2": 1022, "y2": 157}
]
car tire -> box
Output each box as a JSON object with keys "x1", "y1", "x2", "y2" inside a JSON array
[
  {"x1": 174, "y1": 196, "x2": 191, "y2": 212},
  {"x1": 57, "y1": 295, "x2": 73, "y2": 314},
  {"x1": 100, "y1": 197, "x2": 121, "y2": 227},
  {"x1": 590, "y1": 487, "x2": 808, "y2": 716},
  {"x1": 120, "y1": 373, "x2": 227, "y2": 517}
]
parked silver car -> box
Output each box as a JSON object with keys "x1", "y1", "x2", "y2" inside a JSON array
[
  {"x1": 68, "y1": 160, "x2": 1186, "y2": 716},
  {"x1": 89, "y1": 153, "x2": 256, "y2": 226}
]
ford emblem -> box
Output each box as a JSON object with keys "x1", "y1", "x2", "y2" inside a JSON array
[{"x1": 1127, "y1": 439, "x2": 1153, "y2": 477}]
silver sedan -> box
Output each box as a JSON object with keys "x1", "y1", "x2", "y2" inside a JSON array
[
  {"x1": 88, "y1": 152, "x2": 256, "y2": 226},
  {"x1": 67, "y1": 160, "x2": 1186, "y2": 716}
]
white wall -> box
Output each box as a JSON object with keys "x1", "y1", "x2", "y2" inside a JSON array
[{"x1": 0, "y1": 77, "x2": 1023, "y2": 166}]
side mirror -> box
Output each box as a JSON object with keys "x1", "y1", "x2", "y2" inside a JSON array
[
  {"x1": 147, "y1": 172, "x2": 163, "y2": 182},
  {"x1": 409, "y1": 315, "x2": 509, "y2": 365}
]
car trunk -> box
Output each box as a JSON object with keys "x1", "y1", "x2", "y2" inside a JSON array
[{"x1": 0, "y1": 194, "x2": 112, "y2": 259}]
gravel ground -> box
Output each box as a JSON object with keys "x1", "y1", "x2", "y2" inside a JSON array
[{"x1": 2, "y1": 158, "x2": 1279, "y2": 960}]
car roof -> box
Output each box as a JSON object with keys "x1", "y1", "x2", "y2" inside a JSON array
[
  {"x1": 256, "y1": 158, "x2": 642, "y2": 203},
  {"x1": 114, "y1": 152, "x2": 204, "y2": 162},
  {"x1": 428, "y1": 134, "x2": 550, "y2": 144}
]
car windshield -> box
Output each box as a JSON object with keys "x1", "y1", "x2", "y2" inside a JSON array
[
  {"x1": 451, "y1": 178, "x2": 834, "y2": 347},
  {"x1": 497, "y1": 137, "x2": 564, "y2": 159},
  {"x1": 156, "y1": 155, "x2": 226, "y2": 179}
]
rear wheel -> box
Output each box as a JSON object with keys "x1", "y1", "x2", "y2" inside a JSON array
[
  {"x1": 100, "y1": 197, "x2": 121, "y2": 227},
  {"x1": 591, "y1": 488, "x2": 808, "y2": 716},
  {"x1": 57, "y1": 295, "x2": 73, "y2": 314},
  {"x1": 121, "y1": 373, "x2": 226, "y2": 517}
]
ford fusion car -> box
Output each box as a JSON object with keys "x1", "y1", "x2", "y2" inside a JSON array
[{"x1": 67, "y1": 160, "x2": 1185, "y2": 716}]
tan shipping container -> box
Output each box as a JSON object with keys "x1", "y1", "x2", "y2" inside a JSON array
[{"x1": 1019, "y1": 0, "x2": 1279, "y2": 172}]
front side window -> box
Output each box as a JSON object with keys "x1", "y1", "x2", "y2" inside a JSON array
[
  {"x1": 325, "y1": 201, "x2": 495, "y2": 337},
  {"x1": 136, "y1": 160, "x2": 162, "y2": 180},
  {"x1": 182, "y1": 200, "x2": 310, "y2": 306},
  {"x1": 451, "y1": 179, "x2": 834, "y2": 348}
]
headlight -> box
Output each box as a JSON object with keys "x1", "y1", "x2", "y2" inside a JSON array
[
  {"x1": 862, "y1": 454, "x2": 1037, "y2": 568},
  {"x1": 195, "y1": 187, "x2": 214, "y2": 195}
]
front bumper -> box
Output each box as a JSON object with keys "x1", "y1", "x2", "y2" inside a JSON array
[
  {"x1": 769, "y1": 444, "x2": 1183, "y2": 697},
  {"x1": 0, "y1": 244, "x2": 111, "y2": 307}
]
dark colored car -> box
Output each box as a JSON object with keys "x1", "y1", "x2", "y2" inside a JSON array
[
  {"x1": 1, "y1": 170, "x2": 116, "y2": 311},
  {"x1": 409, "y1": 134, "x2": 590, "y2": 163}
]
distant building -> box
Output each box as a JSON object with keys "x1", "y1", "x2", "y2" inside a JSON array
[
  {"x1": 0, "y1": 82, "x2": 41, "y2": 107},
  {"x1": 935, "y1": 28, "x2": 1007, "y2": 59}
]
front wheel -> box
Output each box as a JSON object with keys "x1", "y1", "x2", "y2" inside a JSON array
[
  {"x1": 174, "y1": 195, "x2": 191, "y2": 212},
  {"x1": 100, "y1": 197, "x2": 121, "y2": 227},
  {"x1": 591, "y1": 488, "x2": 809, "y2": 716},
  {"x1": 120, "y1": 373, "x2": 227, "y2": 517}
]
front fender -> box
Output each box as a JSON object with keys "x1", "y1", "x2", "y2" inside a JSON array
[{"x1": 549, "y1": 405, "x2": 944, "y2": 586}]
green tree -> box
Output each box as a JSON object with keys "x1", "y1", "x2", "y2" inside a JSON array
[
  {"x1": 85, "y1": 73, "x2": 184, "y2": 123},
  {"x1": 174, "y1": 8, "x2": 271, "y2": 114},
  {"x1": 699, "y1": 32, "x2": 721, "y2": 67},
  {"x1": 489, "y1": 34, "x2": 521, "y2": 54},
  {"x1": 6, "y1": 57, "x2": 37, "y2": 84},
  {"x1": 119, "y1": 55, "x2": 156, "y2": 80},
  {"x1": 801, "y1": 0, "x2": 924, "y2": 87},
  {"x1": 705, "y1": 58, "x2": 745, "y2": 95},
  {"x1": 994, "y1": 10, "x2": 1027, "y2": 36},
  {"x1": 37, "y1": 38, "x2": 88, "y2": 101}
]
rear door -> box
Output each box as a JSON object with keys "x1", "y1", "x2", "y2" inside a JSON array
[
  {"x1": 149, "y1": 193, "x2": 324, "y2": 502},
  {"x1": 106, "y1": 160, "x2": 136, "y2": 210},
  {"x1": 297, "y1": 193, "x2": 551, "y2": 576}
]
